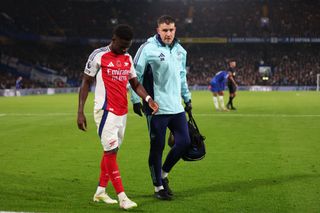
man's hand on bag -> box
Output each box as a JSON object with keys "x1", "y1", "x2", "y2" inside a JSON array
[{"x1": 185, "y1": 100, "x2": 192, "y2": 113}]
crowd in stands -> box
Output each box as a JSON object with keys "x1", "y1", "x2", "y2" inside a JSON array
[
  {"x1": 1, "y1": 0, "x2": 320, "y2": 89},
  {"x1": 2, "y1": 0, "x2": 320, "y2": 38},
  {"x1": 1, "y1": 42, "x2": 319, "y2": 88},
  {"x1": 186, "y1": 43, "x2": 319, "y2": 86}
]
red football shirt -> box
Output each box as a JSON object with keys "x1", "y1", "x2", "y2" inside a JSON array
[{"x1": 84, "y1": 46, "x2": 137, "y2": 115}]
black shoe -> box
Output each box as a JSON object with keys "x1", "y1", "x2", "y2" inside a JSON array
[
  {"x1": 162, "y1": 177, "x2": 173, "y2": 196},
  {"x1": 154, "y1": 189, "x2": 172, "y2": 200},
  {"x1": 230, "y1": 106, "x2": 237, "y2": 110}
]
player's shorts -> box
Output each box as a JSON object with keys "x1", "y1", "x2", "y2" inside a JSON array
[
  {"x1": 94, "y1": 109, "x2": 127, "y2": 152},
  {"x1": 210, "y1": 82, "x2": 225, "y2": 93},
  {"x1": 228, "y1": 82, "x2": 237, "y2": 93}
]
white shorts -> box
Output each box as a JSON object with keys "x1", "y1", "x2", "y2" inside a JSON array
[{"x1": 94, "y1": 109, "x2": 127, "y2": 152}]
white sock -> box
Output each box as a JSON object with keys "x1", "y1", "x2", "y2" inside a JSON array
[
  {"x1": 95, "y1": 186, "x2": 105, "y2": 195},
  {"x1": 213, "y1": 96, "x2": 219, "y2": 110},
  {"x1": 161, "y1": 170, "x2": 168, "y2": 179},
  {"x1": 218, "y1": 96, "x2": 225, "y2": 109},
  {"x1": 118, "y1": 192, "x2": 127, "y2": 200},
  {"x1": 154, "y1": 186, "x2": 164, "y2": 192}
]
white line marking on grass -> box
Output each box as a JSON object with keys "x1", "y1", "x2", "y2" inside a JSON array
[
  {"x1": 194, "y1": 113, "x2": 320, "y2": 118},
  {"x1": 0, "y1": 113, "x2": 75, "y2": 117},
  {"x1": 0, "y1": 211, "x2": 39, "y2": 213},
  {"x1": 1, "y1": 113, "x2": 320, "y2": 118}
]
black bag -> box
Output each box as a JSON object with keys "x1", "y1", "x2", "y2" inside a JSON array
[{"x1": 167, "y1": 111, "x2": 206, "y2": 161}]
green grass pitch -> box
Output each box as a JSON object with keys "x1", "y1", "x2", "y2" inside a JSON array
[{"x1": 0, "y1": 91, "x2": 320, "y2": 212}]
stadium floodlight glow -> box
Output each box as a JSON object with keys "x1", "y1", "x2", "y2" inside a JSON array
[{"x1": 317, "y1": 74, "x2": 320, "y2": 91}]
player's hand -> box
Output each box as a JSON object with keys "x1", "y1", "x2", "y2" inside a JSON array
[
  {"x1": 133, "y1": 103, "x2": 143, "y2": 117},
  {"x1": 148, "y1": 99, "x2": 159, "y2": 115},
  {"x1": 77, "y1": 112, "x2": 87, "y2": 131},
  {"x1": 184, "y1": 100, "x2": 192, "y2": 113}
]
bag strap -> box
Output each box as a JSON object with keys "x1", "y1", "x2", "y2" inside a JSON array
[{"x1": 187, "y1": 111, "x2": 200, "y2": 133}]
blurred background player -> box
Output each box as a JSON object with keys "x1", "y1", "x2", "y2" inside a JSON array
[
  {"x1": 226, "y1": 59, "x2": 238, "y2": 110},
  {"x1": 210, "y1": 68, "x2": 237, "y2": 111},
  {"x1": 15, "y1": 76, "x2": 23, "y2": 96},
  {"x1": 77, "y1": 24, "x2": 158, "y2": 210}
]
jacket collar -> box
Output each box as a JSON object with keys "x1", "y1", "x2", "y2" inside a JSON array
[{"x1": 155, "y1": 34, "x2": 178, "y2": 49}]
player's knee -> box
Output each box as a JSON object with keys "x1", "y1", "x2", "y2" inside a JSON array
[
  {"x1": 104, "y1": 148, "x2": 118, "y2": 154},
  {"x1": 150, "y1": 138, "x2": 165, "y2": 151}
]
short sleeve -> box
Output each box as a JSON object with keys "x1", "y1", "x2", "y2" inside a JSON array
[{"x1": 84, "y1": 50, "x2": 101, "y2": 77}]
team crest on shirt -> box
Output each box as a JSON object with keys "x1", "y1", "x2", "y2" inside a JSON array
[
  {"x1": 116, "y1": 60, "x2": 122, "y2": 67},
  {"x1": 159, "y1": 53, "x2": 165, "y2": 61}
]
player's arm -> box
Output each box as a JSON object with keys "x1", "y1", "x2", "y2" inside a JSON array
[
  {"x1": 228, "y1": 72, "x2": 238, "y2": 87},
  {"x1": 77, "y1": 74, "x2": 94, "y2": 131},
  {"x1": 129, "y1": 77, "x2": 158, "y2": 114},
  {"x1": 78, "y1": 50, "x2": 100, "y2": 131}
]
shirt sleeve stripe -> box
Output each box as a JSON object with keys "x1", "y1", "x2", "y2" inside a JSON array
[{"x1": 89, "y1": 46, "x2": 109, "y2": 61}]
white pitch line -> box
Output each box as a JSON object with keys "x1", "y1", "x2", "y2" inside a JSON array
[
  {"x1": 0, "y1": 113, "x2": 75, "y2": 117},
  {"x1": 195, "y1": 113, "x2": 320, "y2": 118},
  {"x1": 0, "y1": 113, "x2": 320, "y2": 118},
  {"x1": 0, "y1": 211, "x2": 38, "y2": 213}
]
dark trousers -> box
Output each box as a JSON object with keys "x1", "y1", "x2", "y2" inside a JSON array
[{"x1": 147, "y1": 112, "x2": 190, "y2": 187}]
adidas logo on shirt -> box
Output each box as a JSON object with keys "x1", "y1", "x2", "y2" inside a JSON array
[{"x1": 107, "y1": 62, "x2": 115, "y2": 67}]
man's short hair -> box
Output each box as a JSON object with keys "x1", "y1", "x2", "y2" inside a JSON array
[
  {"x1": 112, "y1": 24, "x2": 133, "y2": 41},
  {"x1": 157, "y1": 15, "x2": 175, "y2": 26},
  {"x1": 227, "y1": 58, "x2": 236, "y2": 64}
]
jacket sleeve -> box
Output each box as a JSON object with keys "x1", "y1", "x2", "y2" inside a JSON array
[
  {"x1": 129, "y1": 43, "x2": 148, "y2": 104},
  {"x1": 180, "y1": 51, "x2": 191, "y2": 103}
]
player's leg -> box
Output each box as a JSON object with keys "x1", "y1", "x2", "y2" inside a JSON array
[
  {"x1": 147, "y1": 114, "x2": 171, "y2": 200},
  {"x1": 218, "y1": 82, "x2": 228, "y2": 110},
  {"x1": 103, "y1": 151, "x2": 137, "y2": 209},
  {"x1": 93, "y1": 110, "x2": 117, "y2": 204},
  {"x1": 212, "y1": 93, "x2": 220, "y2": 110},
  {"x1": 227, "y1": 93, "x2": 233, "y2": 109},
  {"x1": 226, "y1": 85, "x2": 232, "y2": 109},
  {"x1": 98, "y1": 111, "x2": 137, "y2": 209},
  {"x1": 211, "y1": 83, "x2": 220, "y2": 110},
  {"x1": 162, "y1": 112, "x2": 190, "y2": 196},
  {"x1": 229, "y1": 92, "x2": 236, "y2": 110},
  {"x1": 218, "y1": 91, "x2": 227, "y2": 111},
  {"x1": 93, "y1": 153, "x2": 118, "y2": 204},
  {"x1": 228, "y1": 83, "x2": 237, "y2": 110}
]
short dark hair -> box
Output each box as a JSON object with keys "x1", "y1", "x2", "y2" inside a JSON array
[
  {"x1": 157, "y1": 15, "x2": 175, "y2": 26},
  {"x1": 227, "y1": 58, "x2": 236, "y2": 64},
  {"x1": 112, "y1": 24, "x2": 133, "y2": 41}
]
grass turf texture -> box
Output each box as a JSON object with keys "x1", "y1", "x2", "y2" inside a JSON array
[{"x1": 0, "y1": 91, "x2": 320, "y2": 213}]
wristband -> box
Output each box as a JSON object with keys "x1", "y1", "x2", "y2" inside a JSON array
[{"x1": 145, "y1": 95, "x2": 151, "y2": 102}]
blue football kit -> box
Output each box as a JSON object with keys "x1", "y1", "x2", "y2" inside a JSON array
[{"x1": 210, "y1": 71, "x2": 229, "y2": 92}]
